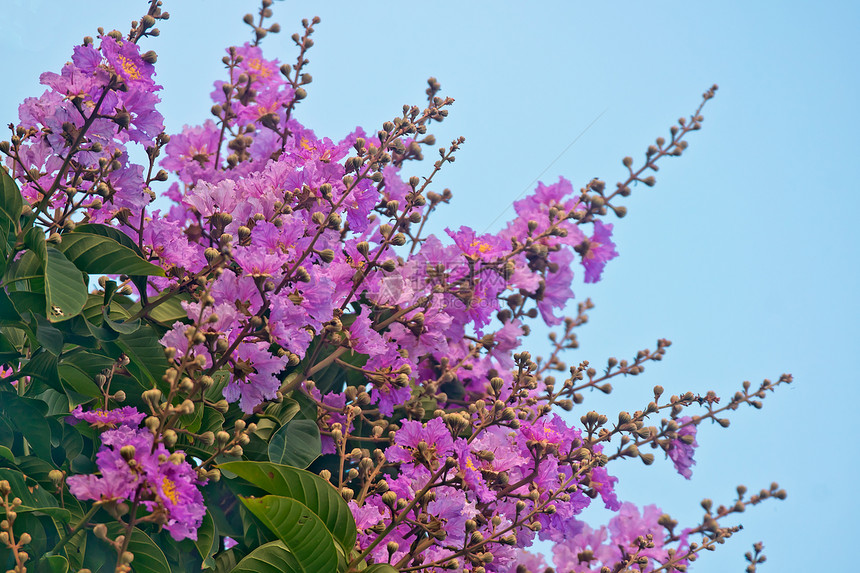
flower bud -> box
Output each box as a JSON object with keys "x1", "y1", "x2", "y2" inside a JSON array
[
  {"x1": 120, "y1": 445, "x2": 136, "y2": 461},
  {"x1": 162, "y1": 430, "x2": 177, "y2": 448}
]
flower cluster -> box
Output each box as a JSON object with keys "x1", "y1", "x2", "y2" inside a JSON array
[
  {"x1": 0, "y1": 3, "x2": 788, "y2": 572},
  {"x1": 6, "y1": 30, "x2": 163, "y2": 224},
  {"x1": 67, "y1": 407, "x2": 205, "y2": 541}
]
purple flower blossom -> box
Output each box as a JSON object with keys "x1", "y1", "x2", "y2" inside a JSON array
[
  {"x1": 70, "y1": 406, "x2": 146, "y2": 429},
  {"x1": 100, "y1": 36, "x2": 157, "y2": 90},
  {"x1": 223, "y1": 341, "x2": 289, "y2": 413},
  {"x1": 580, "y1": 220, "x2": 619, "y2": 283},
  {"x1": 67, "y1": 425, "x2": 205, "y2": 541},
  {"x1": 348, "y1": 308, "x2": 388, "y2": 357},
  {"x1": 668, "y1": 416, "x2": 698, "y2": 479},
  {"x1": 140, "y1": 452, "x2": 207, "y2": 541},
  {"x1": 387, "y1": 418, "x2": 454, "y2": 471}
]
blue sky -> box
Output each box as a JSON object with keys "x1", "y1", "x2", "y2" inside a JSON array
[{"x1": 3, "y1": 1, "x2": 858, "y2": 571}]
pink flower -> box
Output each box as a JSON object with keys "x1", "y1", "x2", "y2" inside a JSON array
[
  {"x1": 667, "y1": 416, "x2": 698, "y2": 479},
  {"x1": 100, "y1": 36, "x2": 157, "y2": 90},
  {"x1": 68, "y1": 426, "x2": 206, "y2": 541},
  {"x1": 579, "y1": 220, "x2": 619, "y2": 283},
  {"x1": 387, "y1": 418, "x2": 454, "y2": 471},
  {"x1": 70, "y1": 406, "x2": 146, "y2": 429}
]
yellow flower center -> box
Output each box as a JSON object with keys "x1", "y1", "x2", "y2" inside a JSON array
[
  {"x1": 117, "y1": 55, "x2": 142, "y2": 81},
  {"x1": 162, "y1": 477, "x2": 179, "y2": 504},
  {"x1": 469, "y1": 240, "x2": 492, "y2": 254},
  {"x1": 247, "y1": 58, "x2": 271, "y2": 78}
]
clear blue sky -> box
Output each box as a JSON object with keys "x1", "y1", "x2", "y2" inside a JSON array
[{"x1": 3, "y1": 1, "x2": 858, "y2": 571}]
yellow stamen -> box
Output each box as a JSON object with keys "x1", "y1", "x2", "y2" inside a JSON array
[
  {"x1": 247, "y1": 58, "x2": 271, "y2": 78},
  {"x1": 117, "y1": 55, "x2": 142, "y2": 81},
  {"x1": 162, "y1": 477, "x2": 179, "y2": 504}
]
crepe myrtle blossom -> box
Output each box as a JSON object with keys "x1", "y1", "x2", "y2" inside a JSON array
[
  {"x1": 67, "y1": 422, "x2": 206, "y2": 541},
  {"x1": 668, "y1": 416, "x2": 699, "y2": 479},
  {"x1": 70, "y1": 405, "x2": 146, "y2": 429},
  {"x1": 386, "y1": 417, "x2": 454, "y2": 471}
]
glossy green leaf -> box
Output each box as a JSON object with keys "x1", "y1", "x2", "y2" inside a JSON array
[
  {"x1": 230, "y1": 541, "x2": 304, "y2": 573},
  {"x1": 213, "y1": 549, "x2": 241, "y2": 573},
  {"x1": 267, "y1": 418, "x2": 321, "y2": 469},
  {"x1": 19, "y1": 348, "x2": 61, "y2": 390},
  {"x1": 105, "y1": 325, "x2": 170, "y2": 389},
  {"x1": 34, "y1": 554, "x2": 70, "y2": 573},
  {"x1": 2, "y1": 395, "x2": 52, "y2": 459},
  {"x1": 35, "y1": 314, "x2": 64, "y2": 355},
  {"x1": 44, "y1": 247, "x2": 87, "y2": 322},
  {"x1": 0, "y1": 467, "x2": 60, "y2": 510},
  {"x1": 0, "y1": 504, "x2": 71, "y2": 522},
  {"x1": 218, "y1": 461, "x2": 357, "y2": 553},
  {"x1": 193, "y1": 511, "x2": 217, "y2": 567},
  {"x1": 72, "y1": 223, "x2": 144, "y2": 256},
  {"x1": 104, "y1": 523, "x2": 170, "y2": 573},
  {"x1": 0, "y1": 289, "x2": 20, "y2": 321},
  {"x1": 240, "y1": 496, "x2": 338, "y2": 573},
  {"x1": 23, "y1": 226, "x2": 47, "y2": 260},
  {"x1": 128, "y1": 292, "x2": 190, "y2": 326},
  {"x1": 57, "y1": 232, "x2": 165, "y2": 277},
  {"x1": 260, "y1": 397, "x2": 300, "y2": 425},
  {"x1": 0, "y1": 168, "x2": 22, "y2": 258},
  {"x1": 58, "y1": 351, "x2": 111, "y2": 398},
  {"x1": 101, "y1": 305, "x2": 141, "y2": 334},
  {"x1": 4, "y1": 249, "x2": 44, "y2": 292}
]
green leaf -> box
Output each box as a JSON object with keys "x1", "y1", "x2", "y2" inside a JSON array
[
  {"x1": 35, "y1": 314, "x2": 64, "y2": 355},
  {"x1": 128, "y1": 292, "x2": 190, "y2": 327},
  {"x1": 45, "y1": 247, "x2": 87, "y2": 322},
  {"x1": 57, "y1": 232, "x2": 165, "y2": 277},
  {"x1": 0, "y1": 446, "x2": 13, "y2": 462},
  {"x1": 101, "y1": 305, "x2": 141, "y2": 334},
  {"x1": 179, "y1": 400, "x2": 204, "y2": 433},
  {"x1": 230, "y1": 541, "x2": 304, "y2": 573},
  {"x1": 0, "y1": 289, "x2": 20, "y2": 321},
  {"x1": 2, "y1": 395, "x2": 52, "y2": 459},
  {"x1": 0, "y1": 168, "x2": 23, "y2": 258},
  {"x1": 5, "y1": 249, "x2": 44, "y2": 291},
  {"x1": 213, "y1": 549, "x2": 241, "y2": 573},
  {"x1": 34, "y1": 554, "x2": 70, "y2": 573},
  {"x1": 104, "y1": 325, "x2": 170, "y2": 389},
  {"x1": 260, "y1": 397, "x2": 300, "y2": 426},
  {"x1": 103, "y1": 524, "x2": 170, "y2": 573},
  {"x1": 0, "y1": 468, "x2": 60, "y2": 510},
  {"x1": 71, "y1": 223, "x2": 145, "y2": 257},
  {"x1": 194, "y1": 511, "x2": 217, "y2": 568},
  {"x1": 18, "y1": 348, "x2": 61, "y2": 390},
  {"x1": 267, "y1": 419, "x2": 321, "y2": 469},
  {"x1": 218, "y1": 461, "x2": 356, "y2": 554},
  {"x1": 0, "y1": 330, "x2": 21, "y2": 363},
  {"x1": 58, "y1": 351, "x2": 111, "y2": 398},
  {"x1": 240, "y1": 496, "x2": 338, "y2": 573},
  {"x1": 0, "y1": 504, "x2": 71, "y2": 522}
]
